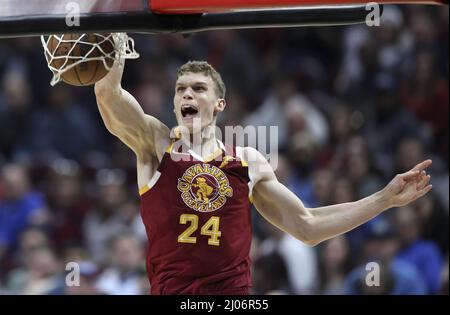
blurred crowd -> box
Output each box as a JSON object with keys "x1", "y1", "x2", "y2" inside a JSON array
[{"x1": 0, "y1": 5, "x2": 448, "y2": 295}]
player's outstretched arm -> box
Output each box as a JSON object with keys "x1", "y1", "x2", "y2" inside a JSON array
[
  {"x1": 94, "y1": 57, "x2": 170, "y2": 161},
  {"x1": 247, "y1": 147, "x2": 432, "y2": 246}
]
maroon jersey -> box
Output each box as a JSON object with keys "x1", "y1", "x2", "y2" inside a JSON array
[{"x1": 139, "y1": 140, "x2": 253, "y2": 295}]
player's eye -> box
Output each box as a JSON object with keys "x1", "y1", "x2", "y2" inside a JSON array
[
  {"x1": 194, "y1": 86, "x2": 206, "y2": 92},
  {"x1": 177, "y1": 86, "x2": 185, "y2": 92}
]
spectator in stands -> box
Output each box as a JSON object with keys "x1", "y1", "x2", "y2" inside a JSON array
[
  {"x1": 5, "y1": 246, "x2": 64, "y2": 295},
  {"x1": 414, "y1": 194, "x2": 449, "y2": 254},
  {"x1": 83, "y1": 169, "x2": 129, "y2": 265},
  {"x1": 0, "y1": 164, "x2": 49, "y2": 264},
  {"x1": 394, "y1": 205, "x2": 443, "y2": 294},
  {"x1": 44, "y1": 158, "x2": 90, "y2": 250},
  {"x1": 258, "y1": 219, "x2": 318, "y2": 294},
  {"x1": 317, "y1": 235, "x2": 352, "y2": 294},
  {"x1": 252, "y1": 251, "x2": 293, "y2": 295},
  {"x1": 344, "y1": 226, "x2": 427, "y2": 295},
  {"x1": 94, "y1": 233, "x2": 145, "y2": 295}
]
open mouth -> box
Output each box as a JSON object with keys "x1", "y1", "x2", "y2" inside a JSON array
[{"x1": 181, "y1": 104, "x2": 199, "y2": 118}]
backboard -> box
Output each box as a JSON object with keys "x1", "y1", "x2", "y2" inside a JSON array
[
  {"x1": 0, "y1": 0, "x2": 446, "y2": 38},
  {"x1": 0, "y1": 0, "x2": 367, "y2": 37},
  {"x1": 0, "y1": 0, "x2": 143, "y2": 17}
]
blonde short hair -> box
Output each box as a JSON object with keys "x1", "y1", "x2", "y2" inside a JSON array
[{"x1": 177, "y1": 60, "x2": 226, "y2": 99}]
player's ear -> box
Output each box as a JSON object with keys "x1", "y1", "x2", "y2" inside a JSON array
[{"x1": 214, "y1": 99, "x2": 226, "y2": 115}]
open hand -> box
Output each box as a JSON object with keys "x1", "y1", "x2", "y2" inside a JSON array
[{"x1": 382, "y1": 159, "x2": 433, "y2": 208}]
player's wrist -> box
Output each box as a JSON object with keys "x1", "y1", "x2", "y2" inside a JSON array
[
  {"x1": 372, "y1": 189, "x2": 393, "y2": 212},
  {"x1": 94, "y1": 80, "x2": 122, "y2": 98}
]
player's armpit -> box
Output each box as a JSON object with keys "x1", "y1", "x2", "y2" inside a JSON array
[
  {"x1": 244, "y1": 146, "x2": 315, "y2": 245},
  {"x1": 252, "y1": 177, "x2": 316, "y2": 246},
  {"x1": 94, "y1": 58, "x2": 170, "y2": 159},
  {"x1": 95, "y1": 86, "x2": 170, "y2": 161}
]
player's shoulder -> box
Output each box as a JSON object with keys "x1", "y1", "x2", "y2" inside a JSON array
[
  {"x1": 135, "y1": 121, "x2": 170, "y2": 165},
  {"x1": 237, "y1": 146, "x2": 268, "y2": 164},
  {"x1": 238, "y1": 147, "x2": 275, "y2": 182}
]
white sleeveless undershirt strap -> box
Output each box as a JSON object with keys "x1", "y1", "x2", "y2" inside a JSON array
[
  {"x1": 139, "y1": 170, "x2": 162, "y2": 196},
  {"x1": 236, "y1": 146, "x2": 256, "y2": 202},
  {"x1": 218, "y1": 140, "x2": 226, "y2": 151}
]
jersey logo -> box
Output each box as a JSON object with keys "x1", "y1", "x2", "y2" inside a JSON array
[
  {"x1": 177, "y1": 163, "x2": 233, "y2": 212},
  {"x1": 219, "y1": 155, "x2": 235, "y2": 169}
]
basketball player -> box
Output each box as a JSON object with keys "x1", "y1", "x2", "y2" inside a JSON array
[{"x1": 94, "y1": 58, "x2": 433, "y2": 295}]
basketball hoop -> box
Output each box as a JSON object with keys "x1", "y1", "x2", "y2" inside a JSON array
[{"x1": 41, "y1": 32, "x2": 139, "y2": 86}]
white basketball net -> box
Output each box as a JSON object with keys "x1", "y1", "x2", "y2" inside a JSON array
[{"x1": 40, "y1": 32, "x2": 139, "y2": 86}]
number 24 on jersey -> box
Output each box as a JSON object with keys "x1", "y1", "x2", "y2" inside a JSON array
[{"x1": 178, "y1": 214, "x2": 221, "y2": 246}]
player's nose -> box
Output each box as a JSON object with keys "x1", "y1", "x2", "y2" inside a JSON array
[{"x1": 182, "y1": 87, "x2": 194, "y2": 100}]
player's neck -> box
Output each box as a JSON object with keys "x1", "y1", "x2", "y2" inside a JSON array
[
  {"x1": 182, "y1": 129, "x2": 221, "y2": 159},
  {"x1": 194, "y1": 135, "x2": 221, "y2": 159}
]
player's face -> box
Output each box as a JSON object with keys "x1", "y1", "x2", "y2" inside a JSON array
[{"x1": 174, "y1": 72, "x2": 225, "y2": 133}]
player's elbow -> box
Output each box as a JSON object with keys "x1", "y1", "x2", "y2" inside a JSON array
[
  {"x1": 295, "y1": 215, "x2": 321, "y2": 247},
  {"x1": 298, "y1": 233, "x2": 320, "y2": 247},
  {"x1": 302, "y1": 238, "x2": 321, "y2": 247}
]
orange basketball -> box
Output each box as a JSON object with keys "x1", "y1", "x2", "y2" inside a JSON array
[{"x1": 46, "y1": 33, "x2": 115, "y2": 86}]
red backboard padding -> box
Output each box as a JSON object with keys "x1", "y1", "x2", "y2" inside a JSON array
[{"x1": 150, "y1": 0, "x2": 446, "y2": 14}]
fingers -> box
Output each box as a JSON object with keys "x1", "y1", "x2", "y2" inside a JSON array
[
  {"x1": 412, "y1": 159, "x2": 432, "y2": 172},
  {"x1": 399, "y1": 170, "x2": 421, "y2": 181},
  {"x1": 417, "y1": 171, "x2": 431, "y2": 190},
  {"x1": 416, "y1": 184, "x2": 433, "y2": 199},
  {"x1": 400, "y1": 159, "x2": 432, "y2": 181}
]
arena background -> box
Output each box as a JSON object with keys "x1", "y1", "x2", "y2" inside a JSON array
[{"x1": 0, "y1": 4, "x2": 448, "y2": 295}]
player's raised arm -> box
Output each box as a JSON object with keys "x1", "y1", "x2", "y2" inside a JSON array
[
  {"x1": 246, "y1": 147, "x2": 433, "y2": 246},
  {"x1": 94, "y1": 57, "x2": 170, "y2": 161}
]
